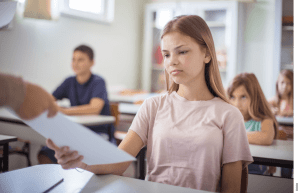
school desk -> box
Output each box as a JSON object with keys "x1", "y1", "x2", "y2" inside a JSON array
[
  {"x1": 249, "y1": 140, "x2": 293, "y2": 169},
  {"x1": 109, "y1": 93, "x2": 160, "y2": 104},
  {"x1": 247, "y1": 174, "x2": 293, "y2": 193},
  {"x1": 118, "y1": 103, "x2": 141, "y2": 115},
  {"x1": 0, "y1": 108, "x2": 115, "y2": 127},
  {"x1": 0, "y1": 164, "x2": 215, "y2": 193},
  {"x1": 0, "y1": 134, "x2": 17, "y2": 172},
  {"x1": 276, "y1": 116, "x2": 293, "y2": 126}
]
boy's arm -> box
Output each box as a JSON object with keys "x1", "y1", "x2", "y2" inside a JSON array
[{"x1": 59, "y1": 97, "x2": 105, "y2": 115}]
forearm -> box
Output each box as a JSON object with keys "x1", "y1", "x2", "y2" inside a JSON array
[
  {"x1": 81, "y1": 161, "x2": 132, "y2": 175},
  {"x1": 61, "y1": 104, "x2": 101, "y2": 115},
  {"x1": 0, "y1": 74, "x2": 26, "y2": 111},
  {"x1": 247, "y1": 131, "x2": 273, "y2": 145}
]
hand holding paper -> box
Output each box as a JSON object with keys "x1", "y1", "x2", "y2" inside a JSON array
[
  {"x1": 9, "y1": 110, "x2": 136, "y2": 165},
  {"x1": 46, "y1": 138, "x2": 85, "y2": 170}
]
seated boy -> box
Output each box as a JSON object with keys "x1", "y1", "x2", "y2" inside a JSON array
[{"x1": 38, "y1": 45, "x2": 115, "y2": 164}]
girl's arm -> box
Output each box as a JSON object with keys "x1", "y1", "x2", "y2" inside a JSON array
[
  {"x1": 268, "y1": 97, "x2": 279, "y2": 115},
  {"x1": 46, "y1": 129, "x2": 144, "y2": 175},
  {"x1": 247, "y1": 119, "x2": 275, "y2": 145},
  {"x1": 221, "y1": 161, "x2": 243, "y2": 193}
]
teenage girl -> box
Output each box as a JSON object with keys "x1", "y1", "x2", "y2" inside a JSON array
[
  {"x1": 269, "y1": 69, "x2": 293, "y2": 117},
  {"x1": 227, "y1": 72, "x2": 278, "y2": 175},
  {"x1": 46, "y1": 15, "x2": 253, "y2": 192}
]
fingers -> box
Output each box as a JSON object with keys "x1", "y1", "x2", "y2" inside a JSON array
[
  {"x1": 46, "y1": 138, "x2": 61, "y2": 151},
  {"x1": 57, "y1": 151, "x2": 81, "y2": 165},
  {"x1": 60, "y1": 155, "x2": 84, "y2": 170}
]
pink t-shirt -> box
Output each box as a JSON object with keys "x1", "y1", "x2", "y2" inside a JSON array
[{"x1": 129, "y1": 91, "x2": 253, "y2": 192}]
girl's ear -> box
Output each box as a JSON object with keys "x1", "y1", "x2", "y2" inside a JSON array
[{"x1": 204, "y1": 51, "x2": 211, "y2": 64}]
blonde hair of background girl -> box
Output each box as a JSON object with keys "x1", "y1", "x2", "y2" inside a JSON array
[
  {"x1": 161, "y1": 15, "x2": 229, "y2": 103},
  {"x1": 227, "y1": 72, "x2": 278, "y2": 139}
]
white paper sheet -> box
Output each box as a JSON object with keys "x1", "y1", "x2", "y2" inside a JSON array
[
  {"x1": 0, "y1": 1, "x2": 17, "y2": 28},
  {"x1": 9, "y1": 110, "x2": 135, "y2": 165}
]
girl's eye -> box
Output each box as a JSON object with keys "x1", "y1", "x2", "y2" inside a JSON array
[
  {"x1": 241, "y1": 95, "x2": 246, "y2": 99},
  {"x1": 163, "y1": 54, "x2": 170, "y2": 58},
  {"x1": 179, "y1": 51, "x2": 188, "y2": 54},
  {"x1": 230, "y1": 96, "x2": 235, "y2": 100}
]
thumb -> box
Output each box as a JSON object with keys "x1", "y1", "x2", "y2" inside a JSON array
[{"x1": 46, "y1": 138, "x2": 60, "y2": 151}]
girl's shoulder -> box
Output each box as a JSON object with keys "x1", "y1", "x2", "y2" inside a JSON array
[{"x1": 143, "y1": 92, "x2": 169, "y2": 106}]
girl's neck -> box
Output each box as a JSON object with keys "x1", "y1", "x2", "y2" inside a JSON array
[
  {"x1": 76, "y1": 72, "x2": 92, "y2": 84},
  {"x1": 177, "y1": 76, "x2": 214, "y2": 101}
]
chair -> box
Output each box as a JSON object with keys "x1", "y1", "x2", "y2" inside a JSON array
[
  {"x1": 110, "y1": 102, "x2": 120, "y2": 127},
  {"x1": 241, "y1": 166, "x2": 248, "y2": 193},
  {"x1": 0, "y1": 138, "x2": 31, "y2": 171}
]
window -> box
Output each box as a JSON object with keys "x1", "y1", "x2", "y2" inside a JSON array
[{"x1": 61, "y1": 0, "x2": 114, "y2": 24}]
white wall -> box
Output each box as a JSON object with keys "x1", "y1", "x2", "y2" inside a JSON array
[
  {"x1": 0, "y1": 0, "x2": 147, "y2": 93},
  {"x1": 239, "y1": 0, "x2": 280, "y2": 99}
]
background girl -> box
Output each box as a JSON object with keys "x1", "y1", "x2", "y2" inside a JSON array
[
  {"x1": 227, "y1": 72, "x2": 278, "y2": 175},
  {"x1": 269, "y1": 69, "x2": 293, "y2": 117},
  {"x1": 46, "y1": 15, "x2": 253, "y2": 192}
]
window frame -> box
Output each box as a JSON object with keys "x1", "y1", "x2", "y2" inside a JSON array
[{"x1": 60, "y1": 0, "x2": 114, "y2": 24}]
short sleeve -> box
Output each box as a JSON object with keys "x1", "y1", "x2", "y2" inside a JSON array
[
  {"x1": 53, "y1": 78, "x2": 70, "y2": 100},
  {"x1": 91, "y1": 78, "x2": 108, "y2": 101},
  {"x1": 128, "y1": 98, "x2": 151, "y2": 146},
  {"x1": 222, "y1": 108, "x2": 254, "y2": 168}
]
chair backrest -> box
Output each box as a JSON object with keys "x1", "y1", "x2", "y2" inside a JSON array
[
  {"x1": 109, "y1": 102, "x2": 119, "y2": 127},
  {"x1": 276, "y1": 129, "x2": 287, "y2": 140},
  {"x1": 240, "y1": 166, "x2": 248, "y2": 193}
]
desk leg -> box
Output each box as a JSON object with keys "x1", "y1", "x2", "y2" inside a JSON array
[
  {"x1": 2, "y1": 143, "x2": 9, "y2": 172},
  {"x1": 138, "y1": 147, "x2": 146, "y2": 180}
]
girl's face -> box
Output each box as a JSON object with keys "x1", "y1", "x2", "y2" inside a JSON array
[
  {"x1": 230, "y1": 85, "x2": 251, "y2": 121},
  {"x1": 161, "y1": 32, "x2": 211, "y2": 87},
  {"x1": 72, "y1": 51, "x2": 94, "y2": 76},
  {"x1": 278, "y1": 74, "x2": 292, "y2": 97}
]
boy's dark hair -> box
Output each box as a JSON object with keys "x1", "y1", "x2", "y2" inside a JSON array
[{"x1": 74, "y1": 45, "x2": 94, "y2": 60}]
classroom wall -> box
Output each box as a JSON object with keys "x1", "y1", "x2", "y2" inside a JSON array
[
  {"x1": 0, "y1": 0, "x2": 147, "y2": 93},
  {"x1": 239, "y1": 0, "x2": 280, "y2": 99}
]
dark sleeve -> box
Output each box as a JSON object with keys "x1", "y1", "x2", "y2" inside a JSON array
[
  {"x1": 52, "y1": 78, "x2": 70, "y2": 100},
  {"x1": 91, "y1": 78, "x2": 108, "y2": 101}
]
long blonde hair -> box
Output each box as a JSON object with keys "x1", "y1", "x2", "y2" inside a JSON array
[
  {"x1": 161, "y1": 15, "x2": 229, "y2": 103},
  {"x1": 227, "y1": 73, "x2": 278, "y2": 138}
]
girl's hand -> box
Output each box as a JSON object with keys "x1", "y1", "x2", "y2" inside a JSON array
[
  {"x1": 46, "y1": 138, "x2": 85, "y2": 170},
  {"x1": 271, "y1": 107, "x2": 279, "y2": 115}
]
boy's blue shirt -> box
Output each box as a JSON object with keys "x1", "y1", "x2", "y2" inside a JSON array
[{"x1": 53, "y1": 74, "x2": 114, "y2": 139}]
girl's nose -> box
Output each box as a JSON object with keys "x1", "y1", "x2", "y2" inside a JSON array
[{"x1": 169, "y1": 54, "x2": 179, "y2": 66}]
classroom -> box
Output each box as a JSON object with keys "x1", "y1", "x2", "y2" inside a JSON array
[{"x1": 0, "y1": 0, "x2": 295, "y2": 192}]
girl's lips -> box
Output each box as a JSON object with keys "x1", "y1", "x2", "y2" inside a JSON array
[{"x1": 171, "y1": 70, "x2": 182, "y2": 75}]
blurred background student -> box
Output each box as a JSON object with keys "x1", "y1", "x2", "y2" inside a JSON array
[
  {"x1": 269, "y1": 69, "x2": 293, "y2": 117},
  {"x1": 37, "y1": 45, "x2": 115, "y2": 164},
  {"x1": 227, "y1": 72, "x2": 278, "y2": 175},
  {"x1": 269, "y1": 69, "x2": 293, "y2": 178}
]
